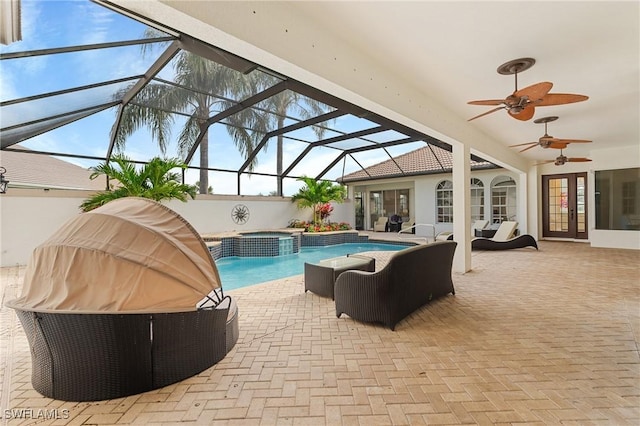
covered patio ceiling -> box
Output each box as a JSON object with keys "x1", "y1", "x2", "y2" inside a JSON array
[{"x1": 0, "y1": 0, "x2": 491, "y2": 196}]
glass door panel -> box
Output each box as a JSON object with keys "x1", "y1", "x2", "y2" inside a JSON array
[
  {"x1": 369, "y1": 191, "x2": 383, "y2": 229},
  {"x1": 542, "y1": 173, "x2": 588, "y2": 239},
  {"x1": 548, "y1": 177, "x2": 569, "y2": 232},
  {"x1": 577, "y1": 176, "x2": 586, "y2": 233}
]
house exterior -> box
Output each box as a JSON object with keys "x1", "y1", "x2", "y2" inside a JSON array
[
  {"x1": 340, "y1": 143, "x2": 640, "y2": 250},
  {"x1": 339, "y1": 145, "x2": 519, "y2": 237}
]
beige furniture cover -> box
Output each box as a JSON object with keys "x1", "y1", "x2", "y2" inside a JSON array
[
  {"x1": 7, "y1": 197, "x2": 221, "y2": 313},
  {"x1": 491, "y1": 221, "x2": 518, "y2": 241}
]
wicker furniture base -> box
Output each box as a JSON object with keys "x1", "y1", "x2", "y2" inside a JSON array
[
  {"x1": 472, "y1": 234, "x2": 538, "y2": 250},
  {"x1": 304, "y1": 255, "x2": 375, "y2": 299},
  {"x1": 335, "y1": 241, "x2": 456, "y2": 330},
  {"x1": 15, "y1": 300, "x2": 238, "y2": 402}
]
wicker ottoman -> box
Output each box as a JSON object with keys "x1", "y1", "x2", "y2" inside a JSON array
[{"x1": 304, "y1": 255, "x2": 375, "y2": 299}]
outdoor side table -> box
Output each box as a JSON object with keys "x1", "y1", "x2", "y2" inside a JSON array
[{"x1": 304, "y1": 255, "x2": 375, "y2": 299}]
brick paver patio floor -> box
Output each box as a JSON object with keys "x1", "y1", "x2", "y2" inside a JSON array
[{"x1": 1, "y1": 240, "x2": 638, "y2": 425}]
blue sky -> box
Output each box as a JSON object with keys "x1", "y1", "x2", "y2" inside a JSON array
[{"x1": 1, "y1": 0, "x2": 422, "y2": 195}]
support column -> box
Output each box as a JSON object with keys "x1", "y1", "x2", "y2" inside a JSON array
[
  {"x1": 517, "y1": 171, "x2": 529, "y2": 235},
  {"x1": 452, "y1": 142, "x2": 471, "y2": 273},
  {"x1": 526, "y1": 166, "x2": 538, "y2": 239}
]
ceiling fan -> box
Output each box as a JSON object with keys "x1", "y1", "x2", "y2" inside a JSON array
[
  {"x1": 509, "y1": 116, "x2": 592, "y2": 152},
  {"x1": 467, "y1": 58, "x2": 589, "y2": 122},
  {"x1": 536, "y1": 149, "x2": 592, "y2": 166}
]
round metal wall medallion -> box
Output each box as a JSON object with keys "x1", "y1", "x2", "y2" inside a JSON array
[{"x1": 231, "y1": 204, "x2": 250, "y2": 225}]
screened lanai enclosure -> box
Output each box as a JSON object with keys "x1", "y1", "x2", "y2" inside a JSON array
[{"x1": 1, "y1": 0, "x2": 491, "y2": 196}]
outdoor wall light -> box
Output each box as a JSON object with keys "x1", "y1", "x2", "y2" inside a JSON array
[{"x1": 0, "y1": 166, "x2": 9, "y2": 193}]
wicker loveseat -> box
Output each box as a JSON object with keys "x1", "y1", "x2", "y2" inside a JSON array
[
  {"x1": 335, "y1": 241, "x2": 457, "y2": 330},
  {"x1": 6, "y1": 198, "x2": 238, "y2": 401}
]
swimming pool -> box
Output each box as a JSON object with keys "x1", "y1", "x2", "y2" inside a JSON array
[{"x1": 216, "y1": 242, "x2": 409, "y2": 290}]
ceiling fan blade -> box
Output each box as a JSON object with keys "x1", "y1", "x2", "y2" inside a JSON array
[
  {"x1": 514, "y1": 81, "x2": 553, "y2": 100},
  {"x1": 567, "y1": 158, "x2": 592, "y2": 162},
  {"x1": 553, "y1": 138, "x2": 592, "y2": 144},
  {"x1": 537, "y1": 93, "x2": 589, "y2": 106},
  {"x1": 509, "y1": 141, "x2": 538, "y2": 147},
  {"x1": 467, "y1": 106, "x2": 504, "y2": 121},
  {"x1": 468, "y1": 99, "x2": 506, "y2": 106},
  {"x1": 519, "y1": 143, "x2": 540, "y2": 153},
  {"x1": 535, "y1": 160, "x2": 555, "y2": 166},
  {"x1": 508, "y1": 105, "x2": 535, "y2": 121}
]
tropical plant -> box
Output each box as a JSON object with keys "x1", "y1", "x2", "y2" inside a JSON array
[
  {"x1": 290, "y1": 176, "x2": 347, "y2": 225},
  {"x1": 287, "y1": 219, "x2": 351, "y2": 233},
  {"x1": 80, "y1": 155, "x2": 197, "y2": 212},
  {"x1": 316, "y1": 203, "x2": 334, "y2": 221},
  {"x1": 195, "y1": 181, "x2": 213, "y2": 194}
]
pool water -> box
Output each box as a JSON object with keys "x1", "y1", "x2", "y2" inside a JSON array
[{"x1": 216, "y1": 242, "x2": 408, "y2": 290}]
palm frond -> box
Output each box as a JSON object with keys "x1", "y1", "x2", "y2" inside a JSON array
[
  {"x1": 112, "y1": 84, "x2": 178, "y2": 154},
  {"x1": 81, "y1": 156, "x2": 196, "y2": 212},
  {"x1": 177, "y1": 114, "x2": 204, "y2": 159},
  {"x1": 291, "y1": 176, "x2": 346, "y2": 224}
]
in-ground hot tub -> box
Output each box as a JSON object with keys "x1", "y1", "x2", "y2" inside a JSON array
[{"x1": 236, "y1": 231, "x2": 300, "y2": 257}]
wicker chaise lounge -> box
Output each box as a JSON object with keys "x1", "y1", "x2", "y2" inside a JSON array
[
  {"x1": 335, "y1": 241, "x2": 457, "y2": 330},
  {"x1": 471, "y1": 220, "x2": 538, "y2": 250},
  {"x1": 6, "y1": 198, "x2": 239, "y2": 402},
  {"x1": 435, "y1": 219, "x2": 489, "y2": 241}
]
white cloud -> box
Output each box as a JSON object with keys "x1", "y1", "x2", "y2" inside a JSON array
[{"x1": 75, "y1": 2, "x2": 113, "y2": 45}]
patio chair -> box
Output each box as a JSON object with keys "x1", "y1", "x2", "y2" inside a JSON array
[
  {"x1": 436, "y1": 219, "x2": 489, "y2": 241},
  {"x1": 471, "y1": 220, "x2": 538, "y2": 250},
  {"x1": 472, "y1": 219, "x2": 490, "y2": 236},
  {"x1": 6, "y1": 197, "x2": 239, "y2": 401},
  {"x1": 435, "y1": 219, "x2": 489, "y2": 241},
  {"x1": 335, "y1": 241, "x2": 457, "y2": 330},
  {"x1": 373, "y1": 216, "x2": 388, "y2": 232},
  {"x1": 400, "y1": 217, "x2": 414, "y2": 230},
  {"x1": 388, "y1": 214, "x2": 402, "y2": 232}
]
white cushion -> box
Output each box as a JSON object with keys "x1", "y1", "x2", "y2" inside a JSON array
[{"x1": 492, "y1": 221, "x2": 518, "y2": 241}]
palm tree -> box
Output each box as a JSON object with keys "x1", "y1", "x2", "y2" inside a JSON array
[
  {"x1": 291, "y1": 176, "x2": 347, "y2": 224},
  {"x1": 113, "y1": 37, "x2": 273, "y2": 195},
  {"x1": 113, "y1": 33, "x2": 332, "y2": 196},
  {"x1": 252, "y1": 90, "x2": 332, "y2": 196},
  {"x1": 80, "y1": 155, "x2": 197, "y2": 212}
]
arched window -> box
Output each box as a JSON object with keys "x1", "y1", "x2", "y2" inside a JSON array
[
  {"x1": 491, "y1": 176, "x2": 517, "y2": 223},
  {"x1": 470, "y1": 178, "x2": 484, "y2": 221},
  {"x1": 436, "y1": 180, "x2": 453, "y2": 223}
]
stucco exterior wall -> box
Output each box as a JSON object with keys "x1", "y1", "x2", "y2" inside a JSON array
[{"x1": 0, "y1": 190, "x2": 353, "y2": 267}]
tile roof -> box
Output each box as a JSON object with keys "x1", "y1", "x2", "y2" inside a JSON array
[
  {"x1": 0, "y1": 146, "x2": 105, "y2": 191},
  {"x1": 340, "y1": 145, "x2": 496, "y2": 182}
]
